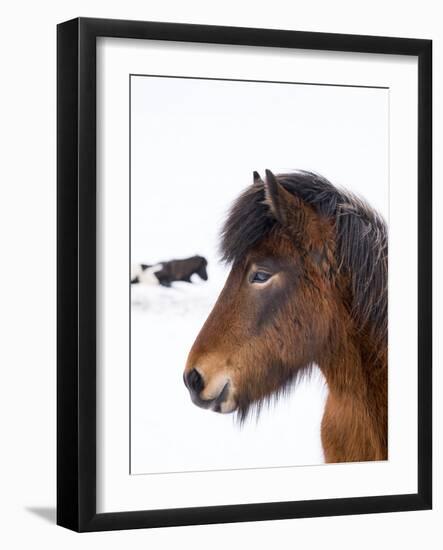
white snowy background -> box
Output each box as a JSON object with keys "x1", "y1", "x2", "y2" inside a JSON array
[{"x1": 130, "y1": 76, "x2": 388, "y2": 474}]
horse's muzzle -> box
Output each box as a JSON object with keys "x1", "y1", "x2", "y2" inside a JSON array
[{"x1": 183, "y1": 368, "x2": 235, "y2": 413}]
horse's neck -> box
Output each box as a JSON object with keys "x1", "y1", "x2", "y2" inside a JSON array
[{"x1": 318, "y1": 333, "x2": 387, "y2": 463}]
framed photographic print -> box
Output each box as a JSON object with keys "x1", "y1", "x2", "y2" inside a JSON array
[{"x1": 57, "y1": 17, "x2": 432, "y2": 531}]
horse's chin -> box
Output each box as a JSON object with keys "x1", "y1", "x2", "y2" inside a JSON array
[
  {"x1": 215, "y1": 397, "x2": 237, "y2": 414},
  {"x1": 188, "y1": 379, "x2": 238, "y2": 414},
  {"x1": 212, "y1": 382, "x2": 237, "y2": 413},
  {"x1": 207, "y1": 387, "x2": 237, "y2": 414}
]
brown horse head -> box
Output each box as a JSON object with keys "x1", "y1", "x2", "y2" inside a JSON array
[{"x1": 183, "y1": 170, "x2": 387, "y2": 458}]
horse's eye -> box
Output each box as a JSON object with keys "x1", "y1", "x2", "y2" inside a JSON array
[{"x1": 250, "y1": 271, "x2": 272, "y2": 284}]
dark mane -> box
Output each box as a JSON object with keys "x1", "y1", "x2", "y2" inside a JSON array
[{"x1": 221, "y1": 171, "x2": 387, "y2": 348}]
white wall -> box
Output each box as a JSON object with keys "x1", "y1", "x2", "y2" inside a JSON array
[{"x1": 0, "y1": 0, "x2": 440, "y2": 548}]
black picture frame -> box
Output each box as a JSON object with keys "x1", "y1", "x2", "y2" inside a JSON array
[{"x1": 57, "y1": 17, "x2": 432, "y2": 532}]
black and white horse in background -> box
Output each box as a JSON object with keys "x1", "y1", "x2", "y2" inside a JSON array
[{"x1": 131, "y1": 255, "x2": 208, "y2": 287}]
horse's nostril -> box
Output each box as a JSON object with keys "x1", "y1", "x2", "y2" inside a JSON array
[{"x1": 186, "y1": 368, "x2": 205, "y2": 394}]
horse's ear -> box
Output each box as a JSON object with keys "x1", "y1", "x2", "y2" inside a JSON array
[
  {"x1": 264, "y1": 170, "x2": 330, "y2": 260},
  {"x1": 263, "y1": 170, "x2": 332, "y2": 262},
  {"x1": 253, "y1": 171, "x2": 263, "y2": 185},
  {"x1": 263, "y1": 169, "x2": 300, "y2": 226}
]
